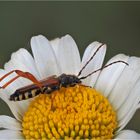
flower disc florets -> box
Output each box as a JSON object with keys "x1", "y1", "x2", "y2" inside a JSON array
[{"x1": 22, "y1": 85, "x2": 117, "y2": 139}]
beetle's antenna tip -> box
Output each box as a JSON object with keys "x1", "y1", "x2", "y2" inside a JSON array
[
  {"x1": 79, "y1": 60, "x2": 129, "y2": 80},
  {"x1": 119, "y1": 61, "x2": 129, "y2": 66}
]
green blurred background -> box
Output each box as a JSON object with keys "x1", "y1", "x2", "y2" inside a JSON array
[{"x1": 0, "y1": 1, "x2": 140, "y2": 132}]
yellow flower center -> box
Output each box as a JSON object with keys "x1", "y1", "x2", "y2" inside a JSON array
[{"x1": 22, "y1": 85, "x2": 117, "y2": 140}]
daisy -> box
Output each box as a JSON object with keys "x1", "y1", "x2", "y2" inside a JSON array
[{"x1": 0, "y1": 34, "x2": 140, "y2": 139}]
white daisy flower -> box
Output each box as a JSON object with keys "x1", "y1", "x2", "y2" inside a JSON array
[{"x1": 0, "y1": 34, "x2": 140, "y2": 139}]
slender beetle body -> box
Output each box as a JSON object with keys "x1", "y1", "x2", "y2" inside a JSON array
[{"x1": 10, "y1": 74, "x2": 81, "y2": 101}]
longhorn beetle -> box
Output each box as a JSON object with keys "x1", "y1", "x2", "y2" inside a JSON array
[{"x1": 0, "y1": 44, "x2": 128, "y2": 101}]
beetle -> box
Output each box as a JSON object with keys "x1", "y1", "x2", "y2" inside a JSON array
[{"x1": 0, "y1": 44, "x2": 128, "y2": 101}]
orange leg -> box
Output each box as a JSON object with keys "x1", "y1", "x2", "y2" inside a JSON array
[
  {"x1": 0, "y1": 70, "x2": 43, "y2": 90},
  {"x1": 0, "y1": 70, "x2": 15, "y2": 82},
  {"x1": 0, "y1": 75, "x2": 20, "y2": 89}
]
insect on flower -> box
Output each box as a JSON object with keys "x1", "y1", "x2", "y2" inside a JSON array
[{"x1": 0, "y1": 44, "x2": 128, "y2": 101}]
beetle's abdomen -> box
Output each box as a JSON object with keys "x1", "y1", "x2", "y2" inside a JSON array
[
  {"x1": 10, "y1": 89, "x2": 41, "y2": 101},
  {"x1": 9, "y1": 85, "x2": 60, "y2": 101}
]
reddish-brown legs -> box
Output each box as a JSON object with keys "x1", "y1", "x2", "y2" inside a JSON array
[{"x1": 0, "y1": 70, "x2": 43, "y2": 89}]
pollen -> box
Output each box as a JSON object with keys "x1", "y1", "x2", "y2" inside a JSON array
[{"x1": 22, "y1": 85, "x2": 117, "y2": 139}]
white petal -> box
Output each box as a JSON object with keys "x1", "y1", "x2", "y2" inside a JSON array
[
  {"x1": 0, "y1": 93, "x2": 22, "y2": 121},
  {"x1": 117, "y1": 79, "x2": 140, "y2": 129},
  {"x1": 117, "y1": 106, "x2": 137, "y2": 131},
  {"x1": 109, "y1": 56, "x2": 140, "y2": 110},
  {"x1": 80, "y1": 42, "x2": 106, "y2": 87},
  {"x1": 0, "y1": 130, "x2": 23, "y2": 139},
  {"x1": 95, "y1": 54, "x2": 129, "y2": 97},
  {"x1": 1, "y1": 49, "x2": 39, "y2": 118},
  {"x1": 4, "y1": 48, "x2": 40, "y2": 92},
  {"x1": 6, "y1": 48, "x2": 40, "y2": 78},
  {"x1": 0, "y1": 89, "x2": 33, "y2": 121},
  {"x1": 0, "y1": 70, "x2": 22, "y2": 121},
  {"x1": 4, "y1": 48, "x2": 40, "y2": 84},
  {"x1": 0, "y1": 69, "x2": 18, "y2": 94},
  {"x1": 137, "y1": 104, "x2": 140, "y2": 109},
  {"x1": 50, "y1": 38, "x2": 61, "y2": 68},
  {"x1": 50, "y1": 38, "x2": 60, "y2": 56},
  {"x1": 31, "y1": 35, "x2": 60, "y2": 78},
  {"x1": 0, "y1": 115, "x2": 22, "y2": 130},
  {"x1": 115, "y1": 130, "x2": 140, "y2": 139},
  {"x1": 54, "y1": 34, "x2": 81, "y2": 75}
]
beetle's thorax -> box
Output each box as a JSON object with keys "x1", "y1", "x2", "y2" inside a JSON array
[{"x1": 58, "y1": 74, "x2": 81, "y2": 87}]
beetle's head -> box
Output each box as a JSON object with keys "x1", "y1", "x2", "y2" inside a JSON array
[{"x1": 59, "y1": 74, "x2": 81, "y2": 87}]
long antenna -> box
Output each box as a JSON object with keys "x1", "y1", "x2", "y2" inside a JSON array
[
  {"x1": 79, "y1": 60, "x2": 128, "y2": 80},
  {"x1": 77, "y1": 43, "x2": 105, "y2": 77}
]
